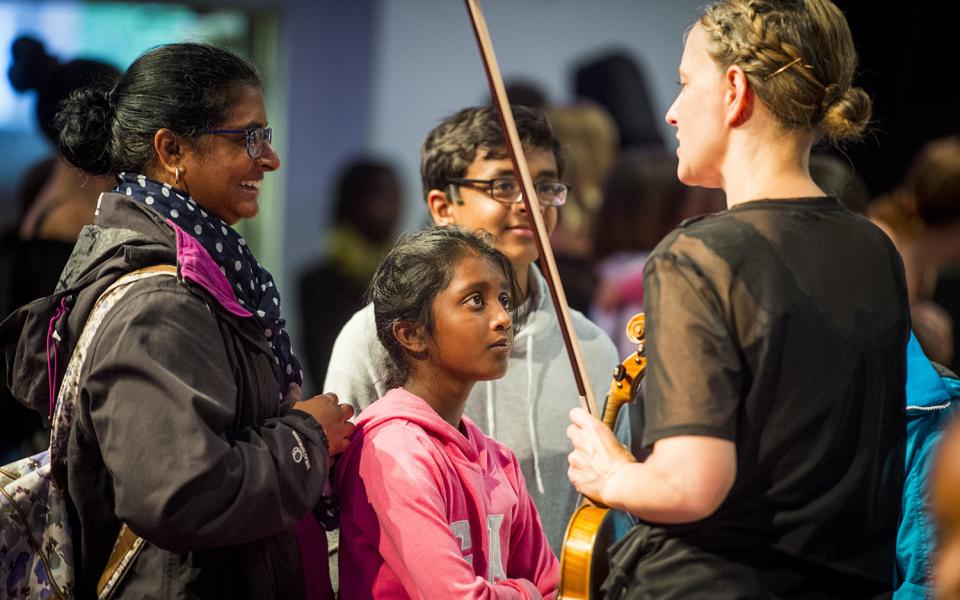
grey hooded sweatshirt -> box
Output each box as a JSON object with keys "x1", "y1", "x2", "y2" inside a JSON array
[{"x1": 324, "y1": 265, "x2": 620, "y2": 553}]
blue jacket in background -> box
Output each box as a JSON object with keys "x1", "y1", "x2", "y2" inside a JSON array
[{"x1": 895, "y1": 332, "x2": 960, "y2": 598}]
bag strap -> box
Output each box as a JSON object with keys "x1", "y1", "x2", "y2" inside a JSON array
[
  {"x1": 125, "y1": 264, "x2": 179, "y2": 278},
  {"x1": 55, "y1": 264, "x2": 177, "y2": 600},
  {"x1": 97, "y1": 265, "x2": 177, "y2": 600},
  {"x1": 50, "y1": 265, "x2": 178, "y2": 437},
  {"x1": 96, "y1": 523, "x2": 146, "y2": 600}
]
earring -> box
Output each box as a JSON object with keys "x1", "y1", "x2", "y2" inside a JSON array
[{"x1": 175, "y1": 167, "x2": 181, "y2": 184}]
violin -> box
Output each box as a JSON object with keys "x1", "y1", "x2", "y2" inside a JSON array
[{"x1": 558, "y1": 314, "x2": 646, "y2": 600}]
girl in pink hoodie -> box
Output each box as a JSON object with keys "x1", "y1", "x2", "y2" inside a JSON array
[{"x1": 333, "y1": 226, "x2": 559, "y2": 599}]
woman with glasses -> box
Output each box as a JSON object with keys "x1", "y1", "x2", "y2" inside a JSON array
[
  {"x1": 566, "y1": 0, "x2": 909, "y2": 597},
  {"x1": 5, "y1": 43, "x2": 353, "y2": 599}
]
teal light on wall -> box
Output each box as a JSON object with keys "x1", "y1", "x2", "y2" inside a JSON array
[
  {"x1": 0, "y1": 2, "x2": 254, "y2": 228},
  {"x1": 1, "y1": 2, "x2": 249, "y2": 130}
]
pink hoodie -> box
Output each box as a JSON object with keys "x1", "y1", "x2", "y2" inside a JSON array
[{"x1": 333, "y1": 388, "x2": 559, "y2": 599}]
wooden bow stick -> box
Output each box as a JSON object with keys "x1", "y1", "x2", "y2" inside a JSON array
[{"x1": 463, "y1": 0, "x2": 599, "y2": 418}]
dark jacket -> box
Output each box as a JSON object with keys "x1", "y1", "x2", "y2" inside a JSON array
[{"x1": 2, "y1": 193, "x2": 328, "y2": 599}]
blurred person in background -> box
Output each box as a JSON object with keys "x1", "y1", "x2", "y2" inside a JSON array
[
  {"x1": 1, "y1": 36, "x2": 120, "y2": 461},
  {"x1": 503, "y1": 78, "x2": 549, "y2": 110},
  {"x1": 7, "y1": 36, "x2": 119, "y2": 247},
  {"x1": 297, "y1": 157, "x2": 401, "y2": 392},
  {"x1": 546, "y1": 101, "x2": 620, "y2": 313},
  {"x1": 589, "y1": 151, "x2": 689, "y2": 355},
  {"x1": 870, "y1": 136, "x2": 960, "y2": 371},
  {"x1": 590, "y1": 151, "x2": 724, "y2": 355}
]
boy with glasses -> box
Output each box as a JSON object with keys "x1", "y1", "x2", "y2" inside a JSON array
[{"x1": 324, "y1": 105, "x2": 620, "y2": 555}]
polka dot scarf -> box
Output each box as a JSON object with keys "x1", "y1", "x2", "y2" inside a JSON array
[{"x1": 116, "y1": 172, "x2": 302, "y2": 392}]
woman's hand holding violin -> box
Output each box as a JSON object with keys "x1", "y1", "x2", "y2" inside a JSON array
[{"x1": 566, "y1": 406, "x2": 636, "y2": 507}]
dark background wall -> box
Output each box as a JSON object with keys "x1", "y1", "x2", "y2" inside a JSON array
[{"x1": 834, "y1": 0, "x2": 960, "y2": 196}]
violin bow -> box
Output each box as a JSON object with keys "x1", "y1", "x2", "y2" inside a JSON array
[{"x1": 463, "y1": 0, "x2": 600, "y2": 418}]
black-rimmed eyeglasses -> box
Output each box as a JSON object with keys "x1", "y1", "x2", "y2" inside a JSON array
[
  {"x1": 448, "y1": 177, "x2": 570, "y2": 207},
  {"x1": 202, "y1": 126, "x2": 273, "y2": 159}
]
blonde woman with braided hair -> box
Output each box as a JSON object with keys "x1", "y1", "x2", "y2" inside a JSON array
[{"x1": 566, "y1": 0, "x2": 909, "y2": 597}]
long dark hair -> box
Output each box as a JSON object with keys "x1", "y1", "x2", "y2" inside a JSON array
[
  {"x1": 369, "y1": 226, "x2": 520, "y2": 390},
  {"x1": 56, "y1": 43, "x2": 260, "y2": 175}
]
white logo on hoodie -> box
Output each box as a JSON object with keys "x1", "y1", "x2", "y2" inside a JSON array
[{"x1": 450, "y1": 516, "x2": 505, "y2": 581}]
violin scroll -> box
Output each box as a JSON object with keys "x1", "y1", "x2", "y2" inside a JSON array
[{"x1": 601, "y1": 314, "x2": 646, "y2": 430}]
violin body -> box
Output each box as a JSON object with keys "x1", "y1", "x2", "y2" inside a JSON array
[
  {"x1": 558, "y1": 314, "x2": 646, "y2": 599},
  {"x1": 558, "y1": 503, "x2": 636, "y2": 599}
]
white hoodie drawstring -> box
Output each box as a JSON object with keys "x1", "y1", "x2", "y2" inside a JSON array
[{"x1": 526, "y1": 335, "x2": 545, "y2": 494}]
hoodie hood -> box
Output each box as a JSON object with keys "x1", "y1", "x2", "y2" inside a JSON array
[
  {"x1": 905, "y1": 331, "x2": 959, "y2": 413},
  {"x1": 512, "y1": 264, "x2": 553, "y2": 345},
  {"x1": 59, "y1": 192, "x2": 179, "y2": 292},
  {"x1": 480, "y1": 265, "x2": 578, "y2": 495},
  {"x1": 336, "y1": 388, "x2": 486, "y2": 483}
]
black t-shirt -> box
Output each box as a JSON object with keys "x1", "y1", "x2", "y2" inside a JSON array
[{"x1": 633, "y1": 197, "x2": 909, "y2": 596}]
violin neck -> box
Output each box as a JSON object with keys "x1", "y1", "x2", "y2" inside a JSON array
[{"x1": 601, "y1": 392, "x2": 628, "y2": 430}]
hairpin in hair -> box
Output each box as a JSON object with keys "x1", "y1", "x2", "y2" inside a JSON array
[{"x1": 764, "y1": 56, "x2": 813, "y2": 81}]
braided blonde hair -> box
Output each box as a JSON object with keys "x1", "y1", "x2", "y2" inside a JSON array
[{"x1": 699, "y1": 0, "x2": 870, "y2": 143}]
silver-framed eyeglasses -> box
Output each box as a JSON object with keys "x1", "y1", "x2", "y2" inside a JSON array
[
  {"x1": 201, "y1": 126, "x2": 273, "y2": 159},
  {"x1": 449, "y1": 177, "x2": 570, "y2": 207}
]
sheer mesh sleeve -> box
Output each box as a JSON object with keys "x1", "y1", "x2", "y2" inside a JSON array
[{"x1": 641, "y1": 250, "x2": 742, "y2": 447}]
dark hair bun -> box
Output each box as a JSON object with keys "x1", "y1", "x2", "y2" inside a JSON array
[
  {"x1": 55, "y1": 42, "x2": 259, "y2": 175},
  {"x1": 7, "y1": 36, "x2": 59, "y2": 93},
  {"x1": 56, "y1": 86, "x2": 115, "y2": 175}
]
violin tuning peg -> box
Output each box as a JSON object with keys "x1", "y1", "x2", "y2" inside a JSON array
[{"x1": 613, "y1": 363, "x2": 626, "y2": 381}]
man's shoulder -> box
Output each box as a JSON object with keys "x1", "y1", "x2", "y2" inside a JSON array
[
  {"x1": 339, "y1": 302, "x2": 376, "y2": 336},
  {"x1": 569, "y1": 307, "x2": 618, "y2": 358},
  {"x1": 519, "y1": 302, "x2": 619, "y2": 376},
  {"x1": 324, "y1": 302, "x2": 386, "y2": 405}
]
